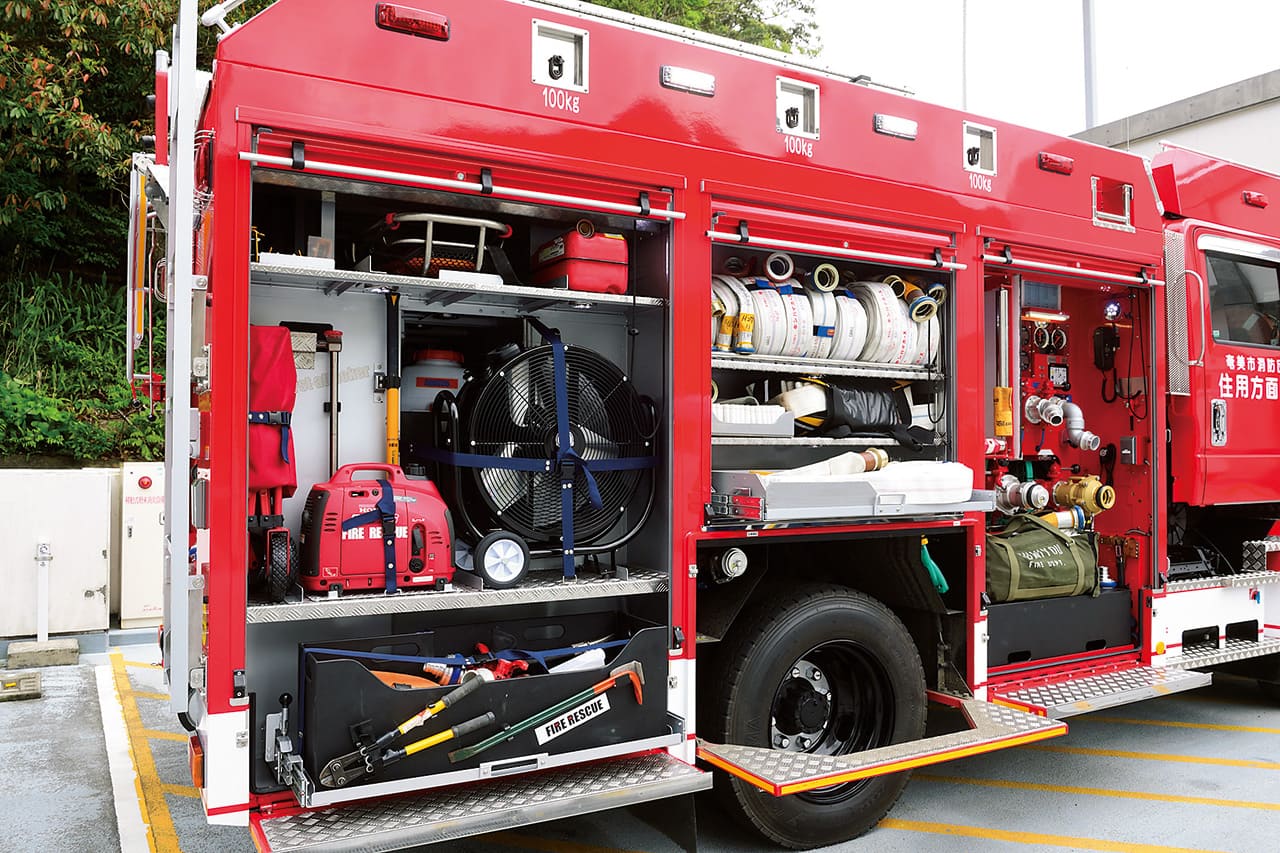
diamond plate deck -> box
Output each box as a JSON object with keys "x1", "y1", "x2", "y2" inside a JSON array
[
  {"x1": 1164, "y1": 569, "x2": 1280, "y2": 592},
  {"x1": 991, "y1": 665, "x2": 1211, "y2": 719},
  {"x1": 696, "y1": 697, "x2": 1064, "y2": 796},
  {"x1": 256, "y1": 752, "x2": 709, "y2": 852},
  {"x1": 246, "y1": 568, "x2": 667, "y2": 624},
  {"x1": 1166, "y1": 636, "x2": 1280, "y2": 669},
  {"x1": 1242, "y1": 538, "x2": 1280, "y2": 573}
]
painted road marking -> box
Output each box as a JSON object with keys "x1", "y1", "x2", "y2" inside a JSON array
[
  {"x1": 878, "y1": 818, "x2": 1225, "y2": 852},
  {"x1": 124, "y1": 660, "x2": 163, "y2": 669},
  {"x1": 111, "y1": 651, "x2": 182, "y2": 853},
  {"x1": 917, "y1": 772, "x2": 1280, "y2": 811},
  {"x1": 1080, "y1": 715, "x2": 1280, "y2": 735},
  {"x1": 134, "y1": 691, "x2": 171, "y2": 701},
  {"x1": 1027, "y1": 743, "x2": 1280, "y2": 770},
  {"x1": 143, "y1": 729, "x2": 190, "y2": 743},
  {"x1": 97, "y1": 663, "x2": 150, "y2": 853}
]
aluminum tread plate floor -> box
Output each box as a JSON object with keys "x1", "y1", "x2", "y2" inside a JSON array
[
  {"x1": 257, "y1": 753, "x2": 709, "y2": 852},
  {"x1": 1166, "y1": 636, "x2": 1280, "y2": 669},
  {"x1": 1163, "y1": 570, "x2": 1280, "y2": 592},
  {"x1": 696, "y1": 698, "x2": 1064, "y2": 796},
  {"x1": 991, "y1": 665, "x2": 1211, "y2": 719}
]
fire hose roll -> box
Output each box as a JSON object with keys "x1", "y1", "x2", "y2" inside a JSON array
[
  {"x1": 805, "y1": 285, "x2": 838, "y2": 359},
  {"x1": 909, "y1": 315, "x2": 941, "y2": 366},
  {"x1": 885, "y1": 274, "x2": 939, "y2": 323},
  {"x1": 765, "y1": 252, "x2": 795, "y2": 283},
  {"x1": 711, "y1": 277, "x2": 738, "y2": 352},
  {"x1": 830, "y1": 290, "x2": 869, "y2": 362},
  {"x1": 745, "y1": 278, "x2": 788, "y2": 357},
  {"x1": 853, "y1": 282, "x2": 917, "y2": 364},
  {"x1": 775, "y1": 279, "x2": 812, "y2": 358},
  {"x1": 807, "y1": 263, "x2": 841, "y2": 293},
  {"x1": 714, "y1": 275, "x2": 756, "y2": 354}
]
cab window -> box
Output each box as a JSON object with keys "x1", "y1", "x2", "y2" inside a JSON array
[{"x1": 1207, "y1": 252, "x2": 1280, "y2": 347}]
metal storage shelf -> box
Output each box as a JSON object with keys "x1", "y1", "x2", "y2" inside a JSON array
[
  {"x1": 245, "y1": 567, "x2": 668, "y2": 624},
  {"x1": 250, "y1": 263, "x2": 665, "y2": 312},
  {"x1": 1163, "y1": 570, "x2": 1280, "y2": 592},
  {"x1": 712, "y1": 353, "x2": 940, "y2": 381}
]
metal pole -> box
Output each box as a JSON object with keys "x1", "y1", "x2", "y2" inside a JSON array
[
  {"x1": 35, "y1": 542, "x2": 52, "y2": 643},
  {"x1": 1082, "y1": 0, "x2": 1098, "y2": 129}
]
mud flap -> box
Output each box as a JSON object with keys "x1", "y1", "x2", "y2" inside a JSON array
[{"x1": 696, "y1": 692, "x2": 1066, "y2": 797}]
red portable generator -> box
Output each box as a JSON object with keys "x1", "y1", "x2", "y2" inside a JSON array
[{"x1": 299, "y1": 464, "x2": 455, "y2": 594}]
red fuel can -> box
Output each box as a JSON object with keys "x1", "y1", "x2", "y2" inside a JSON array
[{"x1": 531, "y1": 226, "x2": 629, "y2": 294}]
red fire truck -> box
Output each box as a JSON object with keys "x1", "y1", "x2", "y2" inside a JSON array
[{"x1": 128, "y1": 1, "x2": 1280, "y2": 849}]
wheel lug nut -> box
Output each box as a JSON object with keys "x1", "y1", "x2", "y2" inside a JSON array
[
  {"x1": 810, "y1": 669, "x2": 822, "y2": 681},
  {"x1": 791, "y1": 667, "x2": 801, "y2": 678},
  {"x1": 775, "y1": 735, "x2": 790, "y2": 748},
  {"x1": 797, "y1": 737, "x2": 809, "y2": 749}
]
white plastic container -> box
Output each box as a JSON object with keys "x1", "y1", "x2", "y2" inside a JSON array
[{"x1": 402, "y1": 350, "x2": 465, "y2": 410}]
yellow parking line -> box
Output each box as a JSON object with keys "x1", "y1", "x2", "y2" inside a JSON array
[
  {"x1": 161, "y1": 783, "x2": 200, "y2": 799},
  {"x1": 124, "y1": 660, "x2": 163, "y2": 669},
  {"x1": 486, "y1": 833, "x2": 641, "y2": 853},
  {"x1": 111, "y1": 651, "x2": 182, "y2": 853},
  {"x1": 1080, "y1": 715, "x2": 1280, "y2": 735},
  {"x1": 1027, "y1": 744, "x2": 1280, "y2": 770},
  {"x1": 134, "y1": 691, "x2": 170, "y2": 701},
  {"x1": 143, "y1": 729, "x2": 190, "y2": 743},
  {"x1": 916, "y1": 773, "x2": 1280, "y2": 811},
  {"x1": 878, "y1": 818, "x2": 1223, "y2": 852}
]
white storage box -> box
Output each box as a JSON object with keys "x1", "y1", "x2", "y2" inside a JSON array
[{"x1": 709, "y1": 461, "x2": 994, "y2": 523}]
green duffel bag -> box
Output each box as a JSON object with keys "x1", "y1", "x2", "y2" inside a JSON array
[{"x1": 986, "y1": 513, "x2": 1099, "y2": 602}]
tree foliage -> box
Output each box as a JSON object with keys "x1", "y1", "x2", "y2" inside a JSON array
[
  {"x1": 0, "y1": 0, "x2": 816, "y2": 464},
  {"x1": 594, "y1": 0, "x2": 818, "y2": 55}
]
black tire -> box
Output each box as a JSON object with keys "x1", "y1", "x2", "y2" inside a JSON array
[
  {"x1": 266, "y1": 531, "x2": 297, "y2": 602},
  {"x1": 705, "y1": 583, "x2": 926, "y2": 850},
  {"x1": 473, "y1": 531, "x2": 530, "y2": 589}
]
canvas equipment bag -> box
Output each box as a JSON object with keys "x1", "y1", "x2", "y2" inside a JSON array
[{"x1": 986, "y1": 513, "x2": 1099, "y2": 602}]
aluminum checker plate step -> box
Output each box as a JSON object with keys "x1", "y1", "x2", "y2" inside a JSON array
[
  {"x1": 697, "y1": 697, "x2": 1064, "y2": 796},
  {"x1": 1163, "y1": 570, "x2": 1280, "y2": 592},
  {"x1": 1165, "y1": 636, "x2": 1280, "y2": 669},
  {"x1": 255, "y1": 753, "x2": 709, "y2": 852},
  {"x1": 990, "y1": 664, "x2": 1211, "y2": 719}
]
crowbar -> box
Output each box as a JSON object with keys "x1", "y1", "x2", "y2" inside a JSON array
[
  {"x1": 447, "y1": 661, "x2": 645, "y2": 764},
  {"x1": 320, "y1": 675, "x2": 493, "y2": 787}
]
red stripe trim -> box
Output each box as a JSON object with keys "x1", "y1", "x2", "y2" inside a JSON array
[{"x1": 206, "y1": 802, "x2": 251, "y2": 816}]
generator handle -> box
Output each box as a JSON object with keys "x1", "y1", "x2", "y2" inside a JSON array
[{"x1": 330, "y1": 463, "x2": 407, "y2": 485}]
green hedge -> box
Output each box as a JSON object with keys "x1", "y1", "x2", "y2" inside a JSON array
[{"x1": 0, "y1": 272, "x2": 164, "y2": 464}]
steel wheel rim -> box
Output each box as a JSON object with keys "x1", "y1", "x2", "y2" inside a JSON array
[
  {"x1": 767, "y1": 639, "x2": 897, "y2": 804},
  {"x1": 482, "y1": 538, "x2": 524, "y2": 583}
]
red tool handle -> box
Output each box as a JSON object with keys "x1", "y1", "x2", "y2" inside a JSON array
[{"x1": 329, "y1": 463, "x2": 407, "y2": 485}]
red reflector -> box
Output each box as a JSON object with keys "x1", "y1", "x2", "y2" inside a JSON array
[
  {"x1": 375, "y1": 3, "x2": 449, "y2": 40},
  {"x1": 1037, "y1": 152, "x2": 1075, "y2": 175},
  {"x1": 1243, "y1": 190, "x2": 1269, "y2": 208},
  {"x1": 138, "y1": 476, "x2": 153, "y2": 490}
]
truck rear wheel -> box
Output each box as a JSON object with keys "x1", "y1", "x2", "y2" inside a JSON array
[{"x1": 706, "y1": 583, "x2": 926, "y2": 850}]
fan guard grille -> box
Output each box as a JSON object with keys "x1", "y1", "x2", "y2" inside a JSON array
[{"x1": 464, "y1": 345, "x2": 653, "y2": 544}]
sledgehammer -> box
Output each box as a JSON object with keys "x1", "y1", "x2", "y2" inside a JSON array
[{"x1": 447, "y1": 661, "x2": 645, "y2": 764}]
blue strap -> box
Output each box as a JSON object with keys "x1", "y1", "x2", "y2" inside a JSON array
[
  {"x1": 339, "y1": 479, "x2": 398, "y2": 592},
  {"x1": 249, "y1": 410, "x2": 292, "y2": 463},
  {"x1": 304, "y1": 638, "x2": 630, "y2": 671},
  {"x1": 416, "y1": 445, "x2": 652, "y2": 474}
]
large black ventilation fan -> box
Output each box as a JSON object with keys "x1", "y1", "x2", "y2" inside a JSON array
[{"x1": 462, "y1": 345, "x2": 654, "y2": 545}]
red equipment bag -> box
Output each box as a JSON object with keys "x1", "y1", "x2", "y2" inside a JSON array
[{"x1": 248, "y1": 325, "x2": 298, "y2": 495}]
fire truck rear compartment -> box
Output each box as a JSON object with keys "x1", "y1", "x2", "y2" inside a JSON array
[{"x1": 244, "y1": 169, "x2": 678, "y2": 805}]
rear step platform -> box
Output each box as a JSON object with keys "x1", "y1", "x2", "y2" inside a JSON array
[
  {"x1": 990, "y1": 663, "x2": 1211, "y2": 719},
  {"x1": 697, "y1": 695, "x2": 1065, "y2": 796},
  {"x1": 252, "y1": 752, "x2": 709, "y2": 852}
]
